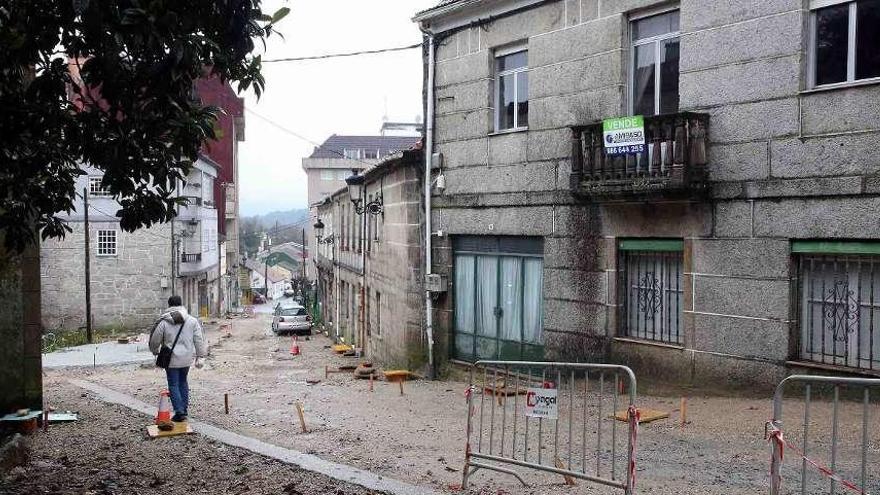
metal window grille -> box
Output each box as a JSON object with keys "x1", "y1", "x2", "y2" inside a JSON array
[
  {"x1": 618, "y1": 250, "x2": 683, "y2": 344},
  {"x1": 797, "y1": 254, "x2": 880, "y2": 370},
  {"x1": 96, "y1": 229, "x2": 117, "y2": 256}
]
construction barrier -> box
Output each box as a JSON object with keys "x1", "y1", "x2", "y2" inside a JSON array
[
  {"x1": 767, "y1": 374, "x2": 880, "y2": 495},
  {"x1": 462, "y1": 360, "x2": 639, "y2": 494}
]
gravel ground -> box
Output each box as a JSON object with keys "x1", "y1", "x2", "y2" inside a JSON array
[
  {"x1": 29, "y1": 308, "x2": 880, "y2": 494},
  {"x1": 0, "y1": 380, "x2": 385, "y2": 495}
]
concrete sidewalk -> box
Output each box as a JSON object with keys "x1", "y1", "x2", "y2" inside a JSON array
[{"x1": 42, "y1": 337, "x2": 153, "y2": 369}]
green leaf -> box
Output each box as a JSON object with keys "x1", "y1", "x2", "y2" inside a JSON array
[{"x1": 271, "y1": 7, "x2": 290, "y2": 24}]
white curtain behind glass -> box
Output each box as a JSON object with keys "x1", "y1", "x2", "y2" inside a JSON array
[
  {"x1": 500, "y1": 257, "x2": 523, "y2": 341},
  {"x1": 523, "y1": 258, "x2": 543, "y2": 343}
]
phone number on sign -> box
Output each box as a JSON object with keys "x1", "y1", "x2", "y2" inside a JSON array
[{"x1": 606, "y1": 144, "x2": 645, "y2": 155}]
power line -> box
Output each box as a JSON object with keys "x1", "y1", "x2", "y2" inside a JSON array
[
  {"x1": 244, "y1": 108, "x2": 380, "y2": 169},
  {"x1": 262, "y1": 43, "x2": 421, "y2": 63}
]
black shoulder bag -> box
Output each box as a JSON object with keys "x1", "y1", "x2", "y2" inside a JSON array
[{"x1": 156, "y1": 322, "x2": 185, "y2": 369}]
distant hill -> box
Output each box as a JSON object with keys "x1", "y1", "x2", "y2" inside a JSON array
[{"x1": 244, "y1": 208, "x2": 309, "y2": 230}]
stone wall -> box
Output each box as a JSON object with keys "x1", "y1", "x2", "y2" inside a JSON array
[
  {"x1": 41, "y1": 221, "x2": 173, "y2": 332},
  {"x1": 425, "y1": 0, "x2": 880, "y2": 388},
  {"x1": 316, "y1": 153, "x2": 426, "y2": 370},
  {"x1": 0, "y1": 239, "x2": 42, "y2": 413}
]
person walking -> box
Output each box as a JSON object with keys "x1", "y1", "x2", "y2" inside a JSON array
[{"x1": 149, "y1": 295, "x2": 207, "y2": 422}]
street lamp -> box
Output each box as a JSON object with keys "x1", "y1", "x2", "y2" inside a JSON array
[
  {"x1": 313, "y1": 218, "x2": 334, "y2": 244},
  {"x1": 345, "y1": 169, "x2": 383, "y2": 215}
]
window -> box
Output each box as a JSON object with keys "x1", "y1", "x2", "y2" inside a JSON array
[
  {"x1": 452, "y1": 236, "x2": 544, "y2": 362},
  {"x1": 96, "y1": 229, "x2": 117, "y2": 256},
  {"x1": 321, "y1": 169, "x2": 335, "y2": 181},
  {"x1": 617, "y1": 239, "x2": 683, "y2": 345},
  {"x1": 495, "y1": 48, "x2": 528, "y2": 131},
  {"x1": 89, "y1": 176, "x2": 111, "y2": 197},
  {"x1": 337, "y1": 170, "x2": 349, "y2": 180},
  {"x1": 810, "y1": 0, "x2": 880, "y2": 87},
  {"x1": 375, "y1": 291, "x2": 381, "y2": 337},
  {"x1": 344, "y1": 148, "x2": 363, "y2": 160},
  {"x1": 631, "y1": 10, "x2": 680, "y2": 115},
  {"x1": 363, "y1": 148, "x2": 378, "y2": 159},
  {"x1": 796, "y1": 245, "x2": 880, "y2": 370}
]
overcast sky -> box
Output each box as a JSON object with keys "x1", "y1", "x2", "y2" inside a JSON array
[{"x1": 237, "y1": 0, "x2": 436, "y2": 216}]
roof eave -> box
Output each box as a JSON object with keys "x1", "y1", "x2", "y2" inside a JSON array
[{"x1": 412, "y1": 0, "x2": 480, "y2": 24}]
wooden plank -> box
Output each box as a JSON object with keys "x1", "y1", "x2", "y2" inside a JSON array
[{"x1": 147, "y1": 422, "x2": 194, "y2": 438}]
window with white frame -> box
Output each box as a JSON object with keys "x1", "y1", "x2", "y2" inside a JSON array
[
  {"x1": 337, "y1": 170, "x2": 349, "y2": 180},
  {"x1": 89, "y1": 176, "x2": 111, "y2": 197},
  {"x1": 343, "y1": 148, "x2": 363, "y2": 160},
  {"x1": 631, "y1": 10, "x2": 680, "y2": 116},
  {"x1": 363, "y1": 148, "x2": 378, "y2": 159},
  {"x1": 495, "y1": 47, "x2": 528, "y2": 131},
  {"x1": 810, "y1": 0, "x2": 880, "y2": 87},
  {"x1": 96, "y1": 229, "x2": 117, "y2": 256},
  {"x1": 321, "y1": 169, "x2": 335, "y2": 181}
]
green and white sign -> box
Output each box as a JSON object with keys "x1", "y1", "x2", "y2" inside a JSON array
[{"x1": 603, "y1": 116, "x2": 645, "y2": 155}]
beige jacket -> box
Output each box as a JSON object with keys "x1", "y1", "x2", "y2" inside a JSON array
[{"x1": 148, "y1": 306, "x2": 207, "y2": 368}]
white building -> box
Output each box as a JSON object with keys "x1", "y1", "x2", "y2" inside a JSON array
[{"x1": 176, "y1": 156, "x2": 222, "y2": 317}]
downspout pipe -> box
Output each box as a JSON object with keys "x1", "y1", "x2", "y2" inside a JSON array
[{"x1": 422, "y1": 32, "x2": 436, "y2": 379}]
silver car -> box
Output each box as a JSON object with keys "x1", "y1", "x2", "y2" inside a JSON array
[{"x1": 271, "y1": 305, "x2": 312, "y2": 335}]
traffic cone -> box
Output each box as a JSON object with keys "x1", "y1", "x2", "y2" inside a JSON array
[
  {"x1": 155, "y1": 390, "x2": 172, "y2": 424},
  {"x1": 290, "y1": 336, "x2": 300, "y2": 356}
]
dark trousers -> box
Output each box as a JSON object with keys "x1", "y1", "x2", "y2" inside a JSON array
[{"x1": 165, "y1": 366, "x2": 190, "y2": 416}]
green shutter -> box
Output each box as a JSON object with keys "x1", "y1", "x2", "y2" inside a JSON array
[
  {"x1": 618, "y1": 239, "x2": 683, "y2": 252},
  {"x1": 791, "y1": 241, "x2": 880, "y2": 255}
]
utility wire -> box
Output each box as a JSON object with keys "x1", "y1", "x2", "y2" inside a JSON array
[
  {"x1": 262, "y1": 43, "x2": 421, "y2": 63},
  {"x1": 244, "y1": 108, "x2": 382, "y2": 169}
]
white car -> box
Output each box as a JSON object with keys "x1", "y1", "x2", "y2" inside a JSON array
[{"x1": 272, "y1": 304, "x2": 312, "y2": 335}]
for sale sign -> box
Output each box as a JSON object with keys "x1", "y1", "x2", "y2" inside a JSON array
[
  {"x1": 603, "y1": 116, "x2": 646, "y2": 156},
  {"x1": 525, "y1": 386, "x2": 558, "y2": 419}
]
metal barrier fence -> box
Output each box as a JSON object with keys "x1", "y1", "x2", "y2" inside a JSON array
[
  {"x1": 462, "y1": 360, "x2": 639, "y2": 494},
  {"x1": 768, "y1": 375, "x2": 880, "y2": 495}
]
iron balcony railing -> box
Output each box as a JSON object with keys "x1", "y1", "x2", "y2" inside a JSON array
[
  {"x1": 570, "y1": 112, "x2": 709, "y2": 200},
  {"x1": 181, "y1": 253, "x2": 202, "y2": 263}
]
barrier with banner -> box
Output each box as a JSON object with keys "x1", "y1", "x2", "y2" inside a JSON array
[
  {"x1": 462, "y1": 360, "x2": 639, "y2": 494},
  {"x1": 767, "y1": 374, "x2": 879, "y2": 495}
]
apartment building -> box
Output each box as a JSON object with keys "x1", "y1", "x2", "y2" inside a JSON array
[{"x1": 415, "y1": 0, "x2": 880, "y2": 387}]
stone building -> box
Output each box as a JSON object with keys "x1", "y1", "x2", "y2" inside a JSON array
[
  {"x1": 302, "y1": 133, "x2": 421, "y2": 279},
  {"x1": 313, "y1": 149, "x2": 427, "y2": 368},
  {"x1": 41, "y1": 157, "x2": 223, "y2": 331},
  {"x1": 414, "y1": 0, "x2": 880, "y2": 387},
  {"x1": 40, "y1": 167, "x2": 175, "y2": 331}
]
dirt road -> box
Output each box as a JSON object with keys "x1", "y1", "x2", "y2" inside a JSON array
[
  {"x1": 21, "y1": 308, "x2": 880, "y2": 494},
  {"x1": 0, "y1": 380, "x2": 384, "y2": 495}
]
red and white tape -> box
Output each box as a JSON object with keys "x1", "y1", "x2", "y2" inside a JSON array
[
  {"x1": 767, "y1": 422, "x2": 872, "y2": 495},
  {"x1": 628, "y1": 405, "x2": 640, "y2": 491}
]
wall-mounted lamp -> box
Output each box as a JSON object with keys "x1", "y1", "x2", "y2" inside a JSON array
[
  {"x1": 313, "y1": 219, "x2": 334, "y2": 244},
  {"x1": 344, "y1": 169, "x2": 383, "y2": 216}
]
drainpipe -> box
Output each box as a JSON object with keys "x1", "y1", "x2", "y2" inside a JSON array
[{"x1": 423, "y1": 33, "x2": 436, "y2": 379}]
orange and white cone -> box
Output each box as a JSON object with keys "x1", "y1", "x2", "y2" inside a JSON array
[
  {"x1": 290, "y1": 336, "x2": 300, "y2": 356},
  {"x1": 155, "y1": 390, "x2": 172, "y2": 424}
]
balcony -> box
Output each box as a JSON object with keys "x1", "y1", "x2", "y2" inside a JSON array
[
  {"x1": 569, "y1": 112, "x2": 709, "y2": 201},
  {"x1": 181, "y1": 253, "x2": 202, "y2": 263}
]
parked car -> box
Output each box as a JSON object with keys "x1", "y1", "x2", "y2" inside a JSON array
[
  {"x1": 274, "y1": 298, "x2": 298, "y2": 314},
  {"x1": 271, "y1": 304, "x2": 312, "y2": 335}
]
